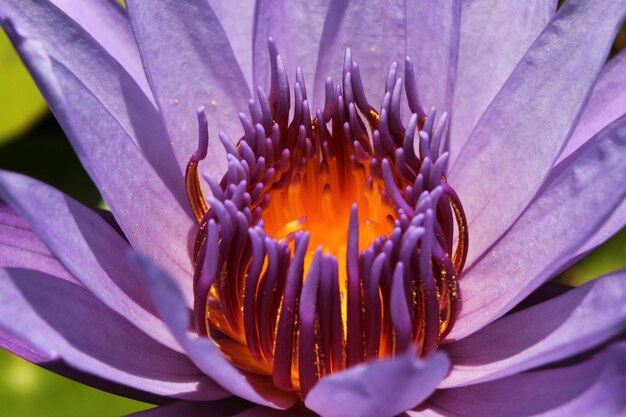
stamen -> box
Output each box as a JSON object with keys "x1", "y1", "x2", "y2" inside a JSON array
[
  {"x1": 346, "y1": 205, "x2": 364, "y2": 367},
  {"x1": 185, "y1": 107, "x2": 209, "y2": 223},
  {"x1": 405, "y1": 57, "x2": 427, "y2": 122},
  {"x1": 186, "y1": 41, "x2": 469, "y2": 397},
  {"x1": 274, "y1": 232, "x2": 309, "y2": 390},
  {"x1": 298, "y1": 248, "x2": 323, "y2": 397},
  {"x1": 391, "y1": 263, "x2": 411, "y2": 352}
]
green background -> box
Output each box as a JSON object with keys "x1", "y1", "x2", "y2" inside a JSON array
[{"x1": 1, "y1": 2, "x2": 625, "y2": 416}]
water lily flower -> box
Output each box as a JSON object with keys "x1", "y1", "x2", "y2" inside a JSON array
[{"x1": 1, "y1": 0, "x2": 626, "y2": 416}]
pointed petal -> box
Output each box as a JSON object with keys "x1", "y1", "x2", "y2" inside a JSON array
[
  {"x1": 442, "y1": 270, "x2": 626, "y2": 387},
  {"x1": 126, "y1": 0, "x2": 251, "y2": 179},
  {"x1": 130, "y1": 252, "x2": 298, "y2": 409},
  {"x1": 305, "y1": 350, "x2": 450, "y2": 417},
  {"x1": 313, "y1": 0, "x2": 406, "y2": 107},
  {"x1": 49, "y1": 0, "x2": 151, "y2": 94},
  {"x1": 0, "y1": 0, "x2": 187, "y2": 207},
  {"x1": 448, "y1": 112, "x2": 626, "y2": 340},
  {"x1": 0, "y1": 171, "x2": 182, "y2": 350},
  {"x1": 0, "y1": 201, "x2": 76, "y2": 284},
  {"x1": 558, "y1": 49, "x2": 626, "y2": 164},
  {"x1": 210, "y1": 0, "x2": 255, "y2": 88},
  {"x1": 448, "y1": 0, "x2": 626, "y2": 264},
  {"x1": 0, "y1": 268, "x2": 227, "y2": 400},
  {"x1": 0, "y1": 5, "x2": 196, "y2": 293},
  {"x1": 414, "y1": 343, "x2": 626, "y2": 417},
  {"x1": 253, "y1": 0, "x2": 330, "y2": 101},
  {"x1": 406, "y1": 0, "x2": 461, "y2": 119},
  {"x1": 450, "y1": 0, "x2": 557, "y2": 162}
]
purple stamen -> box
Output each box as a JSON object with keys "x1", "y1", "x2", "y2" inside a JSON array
[
  {"x1": 391, "y1": 263, "x2": 412, "y2": 352},
  {"x1": 298, "y1": 248, "x2": 323, "y2": 397},
  {"x1": 185, "y1": 38, "x2": 469, "y2": 398},
  {"x1": 346, "y1": 204, "x2": 364, "y2": 367},
  {"x1": 273, "y1": 232, "x2": 309, "y2": 390},
  {"x1": 404, "y1": 56, "x2": 427, "y2": 121}
]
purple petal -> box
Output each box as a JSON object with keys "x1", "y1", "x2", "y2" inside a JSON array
[
  {"x1": 0, "y1": 0, "x2": 187, "y2": 207},
  {"x1": 0, "y1": 6, "x2": 196, "y2": 296},
  {"x1": 449, "y1": 0, "x2": 557, "y2": 162},
  {"x1": 558, "y1": 48, "x2": 626, "y2": 164},
  {"x1": 313, "y1": 1, "x2": 406, "y2": 107},
  {"x1": 126, "y1": 0, "x2": 251, "y2": 179},
  {"x1": 551, "y1": 118, "x2": 626, "y2": 263},
  {"x1": 0, "y1": 201, "x2": 77, "y2": 285},
  {"x1": 305, "y1": 350, "x2": 450, "y2": 417},
  {"x1": 1, "y1": 328, "x2": 51, "y2": 365},
  {"x1": 0, "y1": 268, "x2": 227, "y2": 400},
  {"x1": 572, "y1": 200, "x2": 626, "y2": 259},
  {"x1": 448, "y1": 0, "x2": 626, "y2": 264},
  {"x1": 448, "y1": 112, "x2": 626, "y2": 341},
  {"x1": 0, "y1": 171, "x2": 182, "y2": 351},
  {"x1": 254, "y1": 0, "x2": 330, "y2": 102},
  {"x1": 49, "y1": 0, "x2": 151, "y2": 95},
  {"x1": 130, "y1": 252, "x2": 298, "y2": 409},
  {"x1": 406, "y1": 0, "x2": 461, "y2": 121},
  {"x1": 546, "y1": 52, "x2": 626, "y2": 263},
  {"x1": 507, "y1": 281, "x2": 572, "y2": 314},
  {"x1": 413, "y1": 343, "x2": 626, "y2": 417},
  {"x1": 0, "y1": 329, "x2": 172, "y2": 404},
  {"x1": 442, "y1": 270, "x2": 626, "y2": 387},
  {"x1": 209, "y1": 0, "x2": 255, "y2": 88}
]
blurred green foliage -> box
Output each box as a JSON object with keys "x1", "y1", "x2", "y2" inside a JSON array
[
  {"x1": 557, "y1": 228, "x2": 626, "y2": 286},
  {"x1": 0, "y1": 30, "x2": 48, "y2": 143},
  {"x1": 0, "y1": 349, "x2": 152, "y2": 417}
]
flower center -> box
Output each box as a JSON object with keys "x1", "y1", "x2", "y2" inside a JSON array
[
  {"x1": 263, "y1": 134, "x2": 394, "y2": 263},
  {"x1": 185, "y1": 41, "x2": 468, "y2": 398}
]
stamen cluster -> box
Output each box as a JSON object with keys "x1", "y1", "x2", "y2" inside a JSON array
[{"x1": 186, "y1": 40, "x2": 468, "y2": 397}]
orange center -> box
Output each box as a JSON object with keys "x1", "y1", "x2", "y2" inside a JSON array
[{"x1": 264, "y1": 147, "x2": 395, "y2": 279}]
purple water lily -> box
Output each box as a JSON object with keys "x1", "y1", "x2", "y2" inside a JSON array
[{"x1": 1, "y1": 0, "x2": 626, "y2": 416}]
